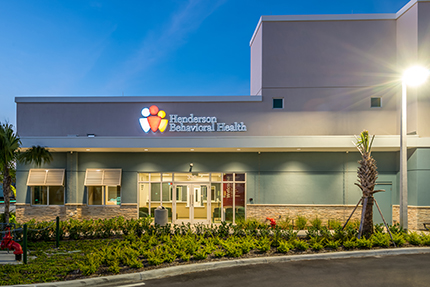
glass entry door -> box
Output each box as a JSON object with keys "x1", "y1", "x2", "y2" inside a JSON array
[{"x1": 173, "y1": 183, "x2": 210, "y2": 224}]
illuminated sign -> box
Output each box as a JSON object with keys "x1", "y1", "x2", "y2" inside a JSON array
[
  {"x1": 139, "y1": 106, "x2": 247, "y2": 133},
  {"x1": 139, "y1": 105, "x2": 168, "y2": 133}
]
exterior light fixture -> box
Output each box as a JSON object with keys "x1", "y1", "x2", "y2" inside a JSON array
[
  {"x1": 400, "y1": 65, "x2": 429, "y2": 230},
  {"x1": 87, "y1": 134, "x2": 95, "y2": 138},
  {"x1": 189, "y1": 163, "x2": 193, "y2": 172}
]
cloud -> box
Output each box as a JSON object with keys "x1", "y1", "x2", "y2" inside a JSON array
[{"x1": 104, "y1": 0, "x2": 226, "y2": 91}]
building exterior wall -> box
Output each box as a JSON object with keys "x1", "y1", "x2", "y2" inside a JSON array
[
  {"x1": 15, "y1": 203, "x2": 137, "y2": 223},
  {"x1": 16, "y1": 151, "x2": 401, "y2": 224},
  {"x1": 13, "y1": 0, "x2": 430, "y2": 228},
  {"x1": 246, "y1": 204, "x2": 362, "y2": 226}
]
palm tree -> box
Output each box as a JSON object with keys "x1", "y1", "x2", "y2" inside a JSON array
[
  {"x1": 0, "y1": 122, "x2": 52, "y2": 224},
  {"x1": 354, "y1": 130, "x2": 383, "y2": 237}
]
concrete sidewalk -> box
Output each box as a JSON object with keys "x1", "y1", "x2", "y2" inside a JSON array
[
  {"x1": 3, "y1": 247, "x2": 430, "y2": 287},
  {"x1": 0, "y1": 250, "x2": 22, "y2": 265}
]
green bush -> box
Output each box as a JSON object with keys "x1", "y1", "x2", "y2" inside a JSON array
[
  {"x1": 406, "y1": 232, "x2": 422, "y2": 246},
  {"x1": 295, "y1": 215, "x2": 307, "y2": 230},
  {"x1": 343, "y1": 239, "x2": 357, "y2": 249},
  {"x1": 389, "y1": 223, "x2": 406, "y2": 235},
  {"x1": 311, "y1": 242, "x2": 324, "y2": 251},
  {"x1": 356, "y1": 237, "x2": 373, "y2": 249},
  {"x1": 310, "y1": 217, "x2": 322, "y2": 230},
  {"x1": 213, "y1": 249, "x2": 226, "y2": 258},
  {"x1": 277, "y1": 241, "x2": 293, "y2": 253},
  {"x1": 372, "y1": 232, "x2": 390, "y2": 247},
  {"x1": 256, "y1": 237, "x2": 271, "y2": 253},
  {"x1": 420, "y1": 233, "x2": 430, "y2": 246},
  {"x1": 194, "y1": 248, "x2": 208, "y2": 260},
  {"x1": 325, "y1": 239, "x2": 340, "y2": 250},
  {"x1": 392, "y1": 233, "x2": 406, "y2": 247},
  {"x1": 294, "y1": 240, "x2": 309, "y2": 251},
  {"x1": 327, "y1": 219, "x2": 342, "y2": 230},
  {"x1": 277, "y1": 216, "x2": 292, "y2": 229}
]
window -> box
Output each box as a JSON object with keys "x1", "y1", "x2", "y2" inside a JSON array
[
  {"x1": 27, "y1": 169, "x2": 65, "y2": 205},
  {"x1": 273, "y1": 98, "x2": 284, "y2": 109},
  {"x1": 371, "y1": 97, "x2": 382, "y2": 108},
  {"x1": 88, "y1": 186, "x2": 121, "y2": 205},
  {"x1": 85, "y1": 169, "x2": 122, "y2": 205}
]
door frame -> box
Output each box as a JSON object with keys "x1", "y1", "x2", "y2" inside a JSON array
[{"x1": 172, "y1": 182, "x2": 211, "y2": 224}]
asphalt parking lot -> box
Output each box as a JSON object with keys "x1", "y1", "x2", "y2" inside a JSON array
[{"x1": 142, "y1": 253, "x2": 430, "y2": 287}]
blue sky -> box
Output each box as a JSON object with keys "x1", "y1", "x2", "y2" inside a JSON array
[{"x1": 0, "y1": 0, "x2": 410, "y2": 128}]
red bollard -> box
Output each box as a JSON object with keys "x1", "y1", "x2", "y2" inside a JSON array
[{"x1": 0, "y1": 226, "x2": 23, "y2": 261}]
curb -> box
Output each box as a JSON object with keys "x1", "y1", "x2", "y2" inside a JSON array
[{"x1": 9, "y1": 247, "x2": 430, "y2": 287}]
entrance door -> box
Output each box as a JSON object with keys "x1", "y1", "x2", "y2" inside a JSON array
[
  {"x1": 373, "y1": 183, "x2": 392, "y2": 225},
  {"x1": 173, "y1": 184, "x2": 210, "y2": 224}
]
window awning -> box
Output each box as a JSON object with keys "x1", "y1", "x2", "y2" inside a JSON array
[
  {"x1": 84, "y1": 169, "x2": 122, "y2": 186},
  {"x1": 27, "y1": 169, "x2": 65, "y2": 186}
]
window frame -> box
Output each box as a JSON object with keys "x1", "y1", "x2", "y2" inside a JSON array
[
  {"x1": 87, "y1": 185, "x2": 121, "y2": 206},
  {"x1": 31, "y1": 185, "x2": 65, "y2": 206},
  {"x1": 371, "y1": 97, "x2": 382, "y2": 108},
  {"x1": 85, "y1": 169, "x2": 122, "y2": 206},
  {"x1": 272, "y1": 98, "x2": 284, "y2": 109}
]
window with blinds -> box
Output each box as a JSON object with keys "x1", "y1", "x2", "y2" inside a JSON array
[{"x1": 27, "y1": 169, "x2": 65, "y2": 186}]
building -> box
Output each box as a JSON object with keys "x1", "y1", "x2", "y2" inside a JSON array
[{"x1": 15, "y1": 0, "x2": 430, "y2": 230}]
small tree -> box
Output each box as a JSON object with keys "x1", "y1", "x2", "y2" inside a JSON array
[
  {"x1": 0, "y1": 122, "x2": 52, "y2": 224},
  {"x1": 354, "y1": 130, "x2": 383, "y2": 237}
]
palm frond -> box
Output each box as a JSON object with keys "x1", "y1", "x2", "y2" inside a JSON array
[{"x1": 19, "y1": 145, "x2": 53, "y2": 167}]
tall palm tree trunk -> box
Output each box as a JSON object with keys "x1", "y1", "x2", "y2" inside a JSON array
[
  {"x1": 362, "y1": 196, "x2": 374, "y2": 237},
  {"x1": 2, "y1": 165, "x2": 11, "y2": 224}
]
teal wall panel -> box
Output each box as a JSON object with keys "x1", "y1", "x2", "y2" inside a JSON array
[
  {"x1": 15, "y1": 150, "x2": 407, "y2": 208},
  {"x1": 122, "y1": 171, "x2": 138, "y2": 204}
]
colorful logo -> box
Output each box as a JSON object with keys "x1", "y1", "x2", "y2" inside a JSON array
[{"x1": 139, "y1": 105, "x2": 168, "y2": 133}]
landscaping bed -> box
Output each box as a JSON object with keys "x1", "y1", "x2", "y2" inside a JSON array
[{"x1": 1, "y1": 217, "x2": 429, "y2": 286}]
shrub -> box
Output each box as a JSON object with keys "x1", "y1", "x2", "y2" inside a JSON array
[
  {"x1": 406, "y1": 232, "x2": 422, "y2": 246},
  {"x1": 311, "y1": 242, "x2": 324, "y2": 251},
  {"x1": 343, "y1": 239, "x2": 357, "y2": 249},
  {"x1": 214, "y1": 249, "x2": 226, "y2": 258},
  {"x1": 181, "y1": 253, "x2": 191, "y2": 262},
  {"x1": 356, "y1": 237, "x2": 373, "y2": 249},
  {"x1": 78, "y1": 253, "x2": 102, "y2": 275},
  {"x1": 420, "y1": 233, "x2": 430, "y2": 246},
  {"x1": 277, "y1": 216, "x2": 292, "y2": 229},
  {"x1": 310, "y1": 217, "x2": 322, "y2": 230},
  {"x1": 327, "y1": 219, "x2": 342, "y2": 230},
  {"x1": 325, "y1": 239, "x2": 340, "y2": 250},
  {"x1": 306, "y1": 226, "x2": 319, "y2": 239},
  {"x1": 277, "y1": 241, "x2": 293, "y2": 253},
  {"x1": 193, "y1": 248, "x2": 208, "y2": 260},
  {"x1": 240, "y1": 237, "x2": 255, "y2": 254},
  {"x1": 374, "y1": 223, "x2": 384, "y2": 234},
  {"x1": 295, "y1": 215, "x2": 307, "y2": 230},
  {"x1": 392, "y1": 233, "x2": 406, "y2": 247},
  {"x1": 372, "y1": 232, "x2": 390, "y2": 247},
  {"x1": 256, "y1": 237, "x2": 271, "y2": 253},
  {"x1": 294, "y1": 240, "x2": 309, "y2": 251},
  {"x1": 389, "y1": 223, "x2": 406, "y2": 235},
  {"x1": 107, "y1": 260, "x2": 120, "y2": 274}
]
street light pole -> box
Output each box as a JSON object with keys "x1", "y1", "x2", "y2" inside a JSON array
[
  {"x1": 400, "y1": 66, "x2": 429, "y2": 230},
  {"x1": 399, "y1": 81, "x2": 408, "y2": 230}
]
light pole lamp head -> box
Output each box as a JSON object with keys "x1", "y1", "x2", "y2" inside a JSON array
[{"x1": 403, "y1": 66, "x2": 430, "y2": 87}]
